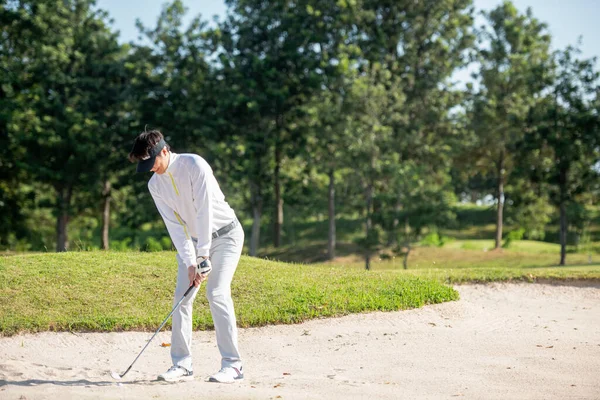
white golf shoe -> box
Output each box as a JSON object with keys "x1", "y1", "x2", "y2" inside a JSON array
[
  {"x1": 208, "y1": 366, "x2": 244, "y2": 383},
  {"x1": 157, "y1": 365, "x2": 194, "y2": 382}
]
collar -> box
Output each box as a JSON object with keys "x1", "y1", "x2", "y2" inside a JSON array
[{"x1": 165, "y1": 152, "x2": 179, "y2": 174}]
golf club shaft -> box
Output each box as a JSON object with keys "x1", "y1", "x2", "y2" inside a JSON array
[{"x1": 119, "y1": 284, "x2": 196, "y2": 378}]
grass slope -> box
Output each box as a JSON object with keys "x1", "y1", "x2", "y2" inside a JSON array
[{"x1": 0, "y1": 252, "x2": 457, "y2": 336}]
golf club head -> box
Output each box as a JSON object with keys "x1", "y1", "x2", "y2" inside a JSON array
[{"x1": 110, "y1": 371, "x2": 123, "y2": 380}]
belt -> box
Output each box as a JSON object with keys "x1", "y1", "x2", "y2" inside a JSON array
[{"x1": 212, "y1": 219, "x2": 239, "y2": 239}]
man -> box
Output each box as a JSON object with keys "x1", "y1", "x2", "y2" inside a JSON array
[{"x1": 128, "y1": 130, "x2": 244, "y2": 383}]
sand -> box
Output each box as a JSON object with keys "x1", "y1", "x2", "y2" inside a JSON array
[{"x1": 1, "y1": 282, "x2": 599, "y2": 400}]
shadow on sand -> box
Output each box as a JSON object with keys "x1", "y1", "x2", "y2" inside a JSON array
[{"x1": 0, "y1": 377, "x2": 158, "y2": 387}]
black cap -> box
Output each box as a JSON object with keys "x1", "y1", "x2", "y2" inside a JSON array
[{"x1": 136, "y1": 139, "x2": 166, "y2": 173}]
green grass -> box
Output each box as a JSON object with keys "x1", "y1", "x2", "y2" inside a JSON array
[
  {"x1": 4, "y1": 221, "x2": 600, "y2": 337},
  {"x1": 328, "y1": 245, "x2": 600, "y2": 283},
  {"x1": 0, "y1": 251, "x2": 457, "y2": 336},
  {"x1": 2, "y1": 247, "x2": 599, "y2": 337}
]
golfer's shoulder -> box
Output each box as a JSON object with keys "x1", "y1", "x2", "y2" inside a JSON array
[{"x1": 179, "y1": 153, "x2": 212, "y2": 174}]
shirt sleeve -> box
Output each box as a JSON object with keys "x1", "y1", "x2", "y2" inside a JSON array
[
  {"x1": 149, "y1": 185, "x2": 197, "y2": 266},
  {"x1": 190, "y1": 158, "x2": 213, "y2": 258}
]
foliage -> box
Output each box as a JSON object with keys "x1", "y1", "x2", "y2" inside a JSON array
[
  {"x1": 469, "y1": 1, "x2": 553, "y2": 249},
  {"x1": 420, "y1": 232, "x2": 455, "y2": 248},
  {"x1": 502, "y1": 228, "x2": 525, "y2": 248},
  {"x1": 0, "y1": 0, "x2": 598, "y2": 267}
]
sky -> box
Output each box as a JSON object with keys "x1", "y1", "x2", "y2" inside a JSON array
[{"x1": 95, "y1": 0, "x2": 600, "y2": 84}]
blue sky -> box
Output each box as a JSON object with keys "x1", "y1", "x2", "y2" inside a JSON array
[{"x1": 95, "y1": 0, "x2": 600, "y2": 84}]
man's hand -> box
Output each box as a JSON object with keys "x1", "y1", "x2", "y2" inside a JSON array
[
  {"x1": 188, "y1": 265, "x2": 208, "y2": 288},
  {"x1": 187, "y1": 257, "x2": 212, "y2": 288}
]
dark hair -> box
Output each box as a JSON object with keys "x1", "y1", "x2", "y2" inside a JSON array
[{"x1": 128, "y1": 130, "x2": 171, "y2": 162}]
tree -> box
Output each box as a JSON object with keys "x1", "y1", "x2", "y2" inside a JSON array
[
  {"x1": 6, "y1": 0, "x2": 127, "y2": 251},
  {"x1": 532, "y1": 47, "x2": 599, "y2": 264},
  {"x1": 217, "y1": 0, "x2": 332, "y2": 249},
  {"x1": 471, "y1": 1, "x2": 552, "y2": 249},
  {"x1": 0, "y1": 1, "x2": 31, "y2": 248},
  {"x1": 303, "y1": 88, "x2": 353, "y2": 260},
  {"x1": 300, "y1": 0, "x2": 362, "y2": 259},
  {"x1": 203, "y1": 18, "x2": 272, "y2": 256},
  {"x1": 133, "y1": 1, "x2": 214, "y2": 149},
  {"x1": 355, "y1": 0, "x2": 473, "y2": 260},
  {"x1": 95, "y1": 48, "x2": 140, "y2": 250},
  {"x1": 345, "y1": 65, "x2": 398, "y2": 270}
]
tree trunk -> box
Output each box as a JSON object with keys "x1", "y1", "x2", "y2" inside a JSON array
[
  {"x1": 559, "y1": 167, "x2": 568, "y2": 266},
  {"x1": 390, "y1": 200, "x2": 401, "y2": 246},
  {"x1": 55, "y1": 185, "x2": 72, "y2": 252},
  {"x1": 403, "y1": 216, "x2": 411, "y2": 269},
  {"x1": 365, "y1": 182, "x2": 374, "y2": 271},
  {"x1": 101, "y1": 180, "x2": 111, "y2": 250},
  {"x1": 494, "y1": 151, "x2": 505, "y2": 249},
  {"x1": 559, "y1": 201, "x2": 567, "y2": 266},
  {"x1": 403, "y1": 244, "x2": 411, "y2": 270},
  {"x1": 250, "y1": 181, "x2": 263, "y2": 257},
  {"x1": 251, "y1": 206, "x2": 262, "y2": 257},
  {"x1": 273, "y1": 138, "x2": 283, "y2": 247},
  {"x1": 470, "y1": 191, "x2": 478, "y2": 203},
  {"x1": 327, "y1": 169, "x2": 336, "y2": 260}
]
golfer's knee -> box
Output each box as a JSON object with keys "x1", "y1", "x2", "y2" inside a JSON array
[{"x1": 206, "y1": 287, "x2": 231, "y2": 304}]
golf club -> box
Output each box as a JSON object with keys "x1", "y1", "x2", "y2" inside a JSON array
[{"x1": 110, "y1": 283, "x2": 196, "y2": 380}]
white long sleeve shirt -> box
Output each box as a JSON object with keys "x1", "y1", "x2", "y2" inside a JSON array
[{"x1": 148, "y1": 152, "x2": 237, "y2": 267}]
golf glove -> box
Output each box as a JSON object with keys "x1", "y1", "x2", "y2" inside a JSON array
[{"x1": 196, "y1": 257, "x2": 212, "y2": 276}]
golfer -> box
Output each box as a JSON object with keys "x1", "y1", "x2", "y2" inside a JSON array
[{"x1": 128, "y1": 130, "x2": 244, "y2": 383}]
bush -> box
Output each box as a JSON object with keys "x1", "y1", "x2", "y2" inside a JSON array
[
  {"x1": 420, "y1": 231, "x2": 454, "y2": 247},
  {"x1": 72, "y1": 240, "x2": 98, "y2": 251},
  {"x1": 160, "y1": 236, "x2": 173, "y2": 250},
  {"x1": 111, "y1": 237, "x2": 132, "y2": 251},
  {"x1": 421, "y1": 232, "x2": 442, "y2": 247},
  {"x1": 503, "y1": 228, "x2": 525, "y2": 248},
  {"x1": 354, "y1": 225, "x2": 386, "y2": 255},
  {"x1": 4, "y1": 234, "x2": 33, "y2": 252},
  {"x1": 144, "y1": 237, "x2": 163, "y2": 252}
]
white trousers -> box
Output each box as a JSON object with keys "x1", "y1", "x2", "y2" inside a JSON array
[{"x1": 171, "y1": 223, "x2": 244, "y2": 371}]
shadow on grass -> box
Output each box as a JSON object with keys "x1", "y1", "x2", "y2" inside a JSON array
[
  {"x1": 522, "y1": 262, "x2": 600, "y2": 269},
  {"x1": 441, "y1": 227, "x2": 497, "y2": 240},
  {"x1": 258, "y1": 241, "x2": 361, "y2": 263}
]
